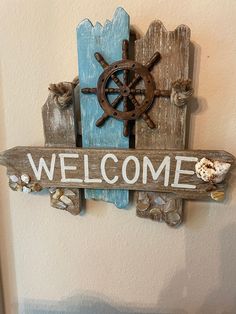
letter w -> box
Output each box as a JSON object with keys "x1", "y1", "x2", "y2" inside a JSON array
[{"x1": 27, "y1": 153, "x2": 56, "y2": 181}]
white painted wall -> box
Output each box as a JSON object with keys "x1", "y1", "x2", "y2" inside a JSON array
[{"x1": 0, "y1": 0, "x2": 236, "y2": 313}]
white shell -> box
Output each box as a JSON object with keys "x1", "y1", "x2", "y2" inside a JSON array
[
  {"x1": 64, "y1": 189, "x2": 76, "y2": 196},
  {"x1": 52, "y1": 188, "x2": 63, "y2": 200},
  {"x1": 21, "y1": 174, "x2": 30, "y2": 184},
  {"x1": 195, "y1": 158, "x2": 231, "y2": 184},
  {"x1": 22, "y1": 186, "x2": 32, "y2": 193},
  {"x1": 60, "y1": 195, "x2": 73, "y2": 206},
  {"x1": 51, "y1": 199, "x2": 67, "y2": 210},
  {"x1": 9, "y1": 175, "x2": 19, "y2": 183}
]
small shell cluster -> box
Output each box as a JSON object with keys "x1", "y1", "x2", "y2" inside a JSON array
[
  {"x1": 49, "y1": 188, "x2": 75, "y2": 210},
  {"x1": 171, "y1": 79, "x2": 193, "y2": 107},
  {"x1": 195, "y1": 158, "x2": 231, "y2": 184},
  {"x1": 9, "y1": 174, "x2": 42, "y2": 193},
  {"x1": 136, "y1": 192, "x2": 182, "y2": 227}
]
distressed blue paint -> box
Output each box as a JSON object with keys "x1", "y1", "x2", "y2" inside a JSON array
[{"x1": 77, "y1": 8, "x2": 129, "y2": 208}]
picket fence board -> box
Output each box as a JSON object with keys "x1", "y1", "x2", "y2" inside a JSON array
[
  {"x1": 77, "y1": 7, "x2": 130, "y2": 208},
  {"x1": 135, "y1": 21, "x2": 190, "y2": 223}
]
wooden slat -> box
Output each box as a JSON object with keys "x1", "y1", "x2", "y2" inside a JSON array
[
  {"x1": 41, "y1": 85, "x2": 81, "y2": 215},
  {"x1": 0, "y1": 146, "x2": 233, "y2": 200},
  {"x1": 77, "y1": 7, "x2": 130, "y2": 209},
  {"x1": 135, "y1": 21, "x2": 191, "y2": 225},
  {"x1": 42, "y1": 96, "x2": 76, "y2": 148}
]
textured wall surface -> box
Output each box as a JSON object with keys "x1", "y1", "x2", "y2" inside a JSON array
[{"x1": 0, "y1": 1, "x2": 236, "y2": 313}]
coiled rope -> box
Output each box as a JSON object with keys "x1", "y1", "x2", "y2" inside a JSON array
[{"x1": 48, "y1": 76, "x2": 79, "y2": 109}]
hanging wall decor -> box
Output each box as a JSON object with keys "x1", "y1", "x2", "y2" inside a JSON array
[{"x1": 0, "y1": 8, "x2": 234, "y2": 227}]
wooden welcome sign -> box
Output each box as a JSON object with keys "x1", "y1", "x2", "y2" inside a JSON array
[{"x1": 0, "y1": 8, "x2": 234, "y2": 227}]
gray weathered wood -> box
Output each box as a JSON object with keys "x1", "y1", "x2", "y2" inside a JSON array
[
  {"x1": 135, "y1": 21, "x2": 190, "y2": 226},
  {"x1": 42, "y1": 94, "x2": 77, "y2": 148},
  {"x1": 0, "y1": 146, "x2": 233, "y2": 200},
  {"x1": 42, "y1": 85, "x2": 81, "y2": 215}
]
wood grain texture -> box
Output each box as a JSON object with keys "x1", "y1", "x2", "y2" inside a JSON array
[
  {"x1": 42, "y1": 95, "x2": 77, "y2": 148},
  {"x1": 42, "y1": 86, "x2": 81, "y2": 214},
  {"x1": 77, "y1": 7, "x2": 130, "y2": 209},
  {"x1": 135, "y1": 21, "x2": 191, "y2": 225},
  {"x1": 0, "y1": 146, "x2": 234, "y2": 200}
]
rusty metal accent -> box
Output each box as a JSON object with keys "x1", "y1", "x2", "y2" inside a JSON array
[
  {"x1": 81, "y1": 40, "x2": 172, "y2": 136},
  {"x1": 97, "y1": 59, "x2": 156, "y2": 121}
]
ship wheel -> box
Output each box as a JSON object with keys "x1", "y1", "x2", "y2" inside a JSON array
[{"x1": 81, "y1": 40, "x2": 170, "y2": 136}]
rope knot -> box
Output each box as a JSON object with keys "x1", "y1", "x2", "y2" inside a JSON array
[
  {"x1": 48, "y1": 76, "x2": 79, "y2": 110},
  {"x1": 171, "y1": 79, "x2": 193, "y2": 107}
]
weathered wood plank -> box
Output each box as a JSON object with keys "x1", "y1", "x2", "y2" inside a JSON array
[
  {"x1": 0, "y1": 147, "x2": 233, "y2": 200},
  {"x1": 42, "y1": 89, "x2": 77, "y2": 148},
  {"x1": 77, "y1": 7, "x2": 130, "y2": 209},
  {"x1": 135, "y1": 22, "x2": 191, "y2": 225},
  {"x1": 42, "y1": 84, "x2": 81, "y2": 215}
]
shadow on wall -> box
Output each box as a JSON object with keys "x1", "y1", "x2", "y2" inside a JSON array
[
  {"x1": 186, "y1": 40, "x2": 208, "y2": 149},
  {"x1": 20, "y1": 293, "x2": 186, "y2": 314},
  {"x1": 20, "y1": 223, "x2": 236, "y2": 314},
  {"x1": 197, "y1": 223, "x2": 236, "y2": 313},
  {"x1": 156, "y1": 223, "x2": 236, "y2": 314}
]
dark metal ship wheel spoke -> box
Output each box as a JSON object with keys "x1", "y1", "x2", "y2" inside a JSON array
[{"x1": 81, "y1": 39, "x2": 171, "y2": 136}]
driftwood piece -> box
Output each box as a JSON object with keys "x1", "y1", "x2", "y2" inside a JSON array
[
  {"x1": 0, "y1": 147, "x2": 233, "y2": 200},
  {"x1": 135, "y1": 22, "x2": 191, "y2": 226},
  {"x1": 77, "y1": 7, "x2": 130, "y2": 209},
  {"x1": 42, "y1": 90, "x2": 77, "y2": 148},
  {"x1": 41, "y1": 84, "x2": 81, "y2": 215}
]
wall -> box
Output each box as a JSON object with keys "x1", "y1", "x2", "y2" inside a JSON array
[{"x1": 0, "y1": 0, "x2": 236, "y2": 313}]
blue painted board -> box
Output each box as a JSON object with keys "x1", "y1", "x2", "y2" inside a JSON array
[{"x1": 77, "y1": 8, "x2": 129, "y2": 208}]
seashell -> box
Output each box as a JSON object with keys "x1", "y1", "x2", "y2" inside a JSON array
[
  {"x1": 137, "y1": 201, "x2": 150, "y2": 211},
  {"x1": 149, "y1": 208, "x2": 162, "y2": 221},
  {"x1": 31, "y1": 183, "x2": 42, "y2": 192},
  {"x1": 9, "y1": 175, "x2": 19, "y2": 183},
  {"x1": 16, "y1": 184, "x2": 23, "y2": 192},
  {"x1": 63, "y1": 189, "x2": 76, "y2": 196},
  {"x1": 165, "y1": 211, "x2": 181, "y2": 227},
  {"x1": 60, "y1": 195, "x2": 73, "y2": 206},
  {"x1": 48, "y1": 187, "x2": 57, "y2": 194},
  {"x1": 211, "y1": 191, "x2": 225, "y2": 202},
  {"x1": 51, "y1": 199, "x2": 67, "y2": 210},
  {"x1": 16, "y1": 185, "x2": 23, "y2": 192},
  {"x1": 155, "y1": 196, "x2": 166, "y2": 206},
  {"x1": 22, "y1": 186, "x2": 32, "y2": 193},
  {"x1": 195, "y1": 158, "x2": 231, "y2": 184},
  {"x1": 52, "y1": 188, "x2": 63, "y2": 200},
  {"x1": 21, "y1": 174, "x2": 30, "y2": 184},
  {"x1": 9, "y1": 182, "x2": 18, "y2": 191},
  {"x1": 136, "y1": 196, "x2": 150, "y2": 211}
]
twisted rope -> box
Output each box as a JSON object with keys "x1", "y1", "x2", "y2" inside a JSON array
[
  {"x1": 171, "y1": 79, "x2": 193, "y2": 107},
  {"x1": 48, "y1": 76, "x2": 79, "y2": 110},
  {"x1": 49, "y1": 76, "x2": 192, "y2": 109}
]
